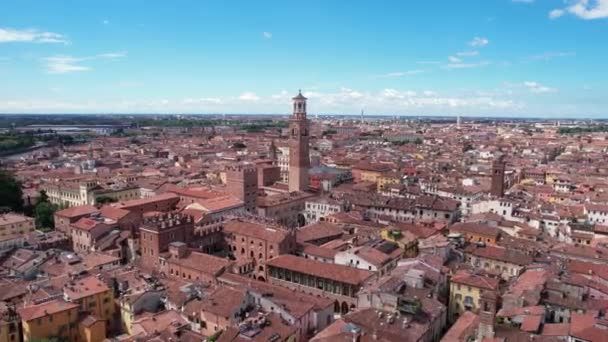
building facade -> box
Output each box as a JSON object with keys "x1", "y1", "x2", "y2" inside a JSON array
[{"x1": 139, "y1": 212, "x2": 194, "y2": 270}]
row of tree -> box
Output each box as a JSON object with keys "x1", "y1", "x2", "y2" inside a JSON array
[{"x1": 558, "y1": 125, "x2": 608, "y2": 134}]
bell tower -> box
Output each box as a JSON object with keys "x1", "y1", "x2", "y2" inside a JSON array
[
  {"x1": 288, "y1": 90, "x2": 310, "y2": 192},
  {"x1": 491, "y1": 154, "x2": 506, "y2": 198}
]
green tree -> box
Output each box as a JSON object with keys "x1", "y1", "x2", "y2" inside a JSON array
[
  {"x1": 232, "y1": 142, "x2": 247, "y2": 149},
  {"x1": 0, "y1": 170, "x2": 24, "y2": 212},
  {"x1": 96, "y1": 195, "x2": 118, "y2": 204},
  {"x1": 37, "y1": 190, "x2": 49, "y2": 204},
  {"x1": 34, "y1": 190, "x2": 57, "y2": 231}
]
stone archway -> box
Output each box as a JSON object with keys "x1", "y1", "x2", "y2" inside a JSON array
[
  {"x1": 334, "y1": 301, "x2": 340, "y2": 313},
  {"x1": 257, "y1": 276, "x2": 266, "y2": 282}
]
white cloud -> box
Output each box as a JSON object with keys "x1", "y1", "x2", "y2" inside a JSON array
[
  {"x1": 448, "y1": 56, "x2": 462, "y2": 63},
  {"x1": 549, "y1": 9, "x2": 565, "y2": 19},
  {"x1": 340, "y1": 88, "x2": 364, "y2": 99},
  {"x1": 44, "y1": 56, "x2": 91, "y2": 74},
  {"x1": 529, "y1": 51, "x2": 574, "y2": 61},
  {"x1": 239, "y1": 92, "x2": 260, "y2": 101},
  {"x1": 550, "y1": 0, "x2": 608, "y2": 20},
  {"x1": 97, "y1": 52, "x2": 126, "y2": 59},
  {"x1": 524, "y1": 81, "x2": 558, "y2": 93},
  {"x1": 470, "y1": 37, "x2": 489, "y2": 47},
  {"x1": 0, "y1": 86, "x2": 523, "y2": 115},
  {"x1": 444, "y1": 61, "x2": 490, "y2": 69},
  {"x1": 262, "y1": 32, "x2": 272, "y2": 39},
  {"x1": 456, "y1": 51, "x2": 479, "y2": 57},
  {"x1": 183, "y1": 97, "x2": 222, "y2": 104},
  {"x1": 380, "y1": 70, "x2": 425, "y2": 77},
  {"x1": 43, "y1": 52, "x2": 126, "y2": 74},
  {"x1": 567, "y1": 0, "x2": 608, "y2": 19},
  {"x1": 271, "y1": 90, "x2": 289, "y2": 99},
  {"x1": 0, "y1": 27, "x2": 68, "y2": 44}
]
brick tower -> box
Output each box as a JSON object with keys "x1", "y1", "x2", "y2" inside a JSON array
[
  {"x1": 490, "y1": 155, "x2": 506, "y2": 198},
  {"x1": 477, "y1": 290, "x2": 498, "y2": 340},
  {"x1": 288, "y1": 90, "x2": 310, "y2": 192},
  {"x1": 225, "y1": 163, "x2": 258, "y2": 212}
]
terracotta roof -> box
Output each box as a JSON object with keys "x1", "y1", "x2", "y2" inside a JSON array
[
  {"x1": 223, "y1": 219, "x2": 291, "y2": 244},
  {"x1": 200, "y1": 286, "x2": 247, "y2": 318},
  {"x1": 297, "y1": 222, "x2": 343, "y2": 243},
  {"x1": 64, "y1": 275, "x2": 110, "y2": 300},
  {"x1": 100, "y1": 205, "x2": 131, "y2": 220},
  {"x1": 17, "y1": 299, "x2": 78, "y2": 321},
  {"x1": 466, "y1": 245, "x2": 533, "y2": 266},
  {"x1": 440, "y1": 311, "x2": 479, "y2": 342},
  {"x1": 541, "y1": 323, "x2": 569, "y2": 336},
  {"x1": 71, "y1": 217, "x2": 108, "y2": 231},
  {"x1": 189, "y1": 195, "x2": 243, "y2": 212},
  {"x1": 520, "y1": 314, "x2": 542, "y2": 332},
  {"x1": 298, "y1": 242, "x2": 339, "y2": 259},
  {"x1": 450, "y1": 222, "x2": 501, "y2": 239},
  {"x1": 116, "y1": 192, "x2": 179, "y2": 209},
  {"x1": 55, "y1": 205, "x2": 100, "y2": 218},
  {"x1": 266, "y1": 254, "x2": 374, "y2": 286},
  {"x1": 166, "y1": 250, "x2": 231, "y2": 276},
  {"x1": 451, "y1": 270, "x2": 499, "y2": 291}
]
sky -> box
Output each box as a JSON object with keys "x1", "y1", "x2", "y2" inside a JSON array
[{"x1": 0, "y1": 0, "x2": 607, "y2": 117}]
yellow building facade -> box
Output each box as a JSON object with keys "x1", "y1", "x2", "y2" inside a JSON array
[
  {"x1": 380, "y1": 229, "x2": 417, "y2": 258},
  {"x1": 377, "y1": 173, "x2": 401, "y2": 192},
  {"x1": 448, "y1": 271, "x2": 498, "y2": 323},
  {"x1": 19, "y1": 300, "x2": 80, "y2": 342}
]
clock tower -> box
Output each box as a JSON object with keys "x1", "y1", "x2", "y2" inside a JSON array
[{"x1": 288, "y1": 90, "x2": 310, "y2": 192}]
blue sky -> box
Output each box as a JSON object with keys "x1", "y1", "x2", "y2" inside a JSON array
[{"x1": 0, "y1": 0, "x2": 607, "y2": 117}]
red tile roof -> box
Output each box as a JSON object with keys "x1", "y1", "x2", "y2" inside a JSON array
[
  {"x1": 297, "y1": 222, "x2": 343, "y2": 243},
  {"x1": 520, "y1": 314, "x2": 542, "y2": 332},
  {"x1": 223, "y1": 219, "x2": 291, "y2": 244},
  {"x1": 451, "y1": 270, "x2": 499, "y2": 291},
  {"x1": 64, "y1": 275, "x2": 110, "y2": 300},
  {"x1": 17, "y1": 299, "x2": 78, "y2": 321},
  {"x1": 266, "y1": 254, "x2": 374, "y2": 286},
  {"x1": 55, "y1": 205, "x2": 100, "y2": 218}
]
